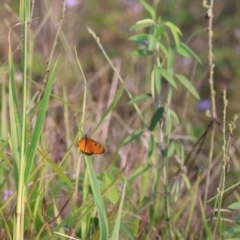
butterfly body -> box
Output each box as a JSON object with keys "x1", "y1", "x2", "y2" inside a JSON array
[{"x1": 78, "y1": 135, "x2": 105, "y2": 155}]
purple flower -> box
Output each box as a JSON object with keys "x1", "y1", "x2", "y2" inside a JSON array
[
  {"x1": 3, "y1": 190, "x2": 13, "y2": 201},
  {"x1": 65, "y1": 0, "x2": 81, "y2": 8},
  {"x1": 197, "y1": 99, "x2": 211, "y2": 111}
]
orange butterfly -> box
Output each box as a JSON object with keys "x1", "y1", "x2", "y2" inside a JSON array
[{"x1": 78, "y1": 134, "x2": 105, "y2": 155}]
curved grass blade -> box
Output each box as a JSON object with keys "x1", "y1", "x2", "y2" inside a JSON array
[
  {"x1": 25, "y1": 59, "x2": 59, "y2": 182},
  {"x1": 111, "y1": 176, "x2": 127, "y2": 240},
  {"x1": 128, "y1": 93, "x2": 152, "y2": 104},
  {"x1": 85, "y1": 156, "x2": 109, "y2": 240},
  {"x1": 122, "y1": 129, "x2": 143, "y2": 146},
  {"x1": 8, "y1": 34, "x2": 22, "y2": 187}
]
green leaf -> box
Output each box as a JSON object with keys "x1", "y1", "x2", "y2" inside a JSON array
[
  {"x1": 158, "y1": 40, "x2": 169, "y2": 58},
  {"x1": 19, "y1": 0, "x2": 30, "y2": 22},
  {"x1": 170, "y1": 109, "x2": 180, "y2": 124},
  {"x1": 172, "y1": 42, "x2": 202, "y2": 64},
  {"x1": 129, "y1": 34, "x2": 149, "y2": 47},
  {"x1": 148, "y1": 35, "x2": 158, "y2": 51},
  {"x1": 25, "y1": 59, "x2": 58, "y2": 182},
  {"x1": 139, "y1": 0, "x2": 156, "y2": 19},
  {"x1": 8, "y1": 37, "x2": 22, "y2": 187},
  {"x1": 122, "y1": 129, "x2": 143, "y2": 146},
  {"x1": 228, "y1": 202, "x2": 240, "y2": 210},
  {"x1": 154, "y1": 65, "x2": 161, "y2": 94},
  {"x1": 103, "y1": 174, "x2": 119, "y2": 204},
  {"x1": 158, "y1": 67, "x2": 177, "y2": 88},
  {"x1": 85, "y1": 156, "x2": 109, "y2": 240},
  {"x1": 110, "y1": 177, "x2": 127, "y2": 240},
  {"x1": 223, "y1": 227, "x2": 240, "y2": 235},
  {"x1": 180, "y1": 174, "x2": 191, "y2": 191},
  {"x1": 234, "y1": 215, "x2": 240, "y2": 225},
  {"x1": 129, "y1": 34, "x2": 149, "y2": 41},
  {"x1": 199, "y1": 199, "x2": 212, "y2": 239},
  {"x1": 131, "y1": 49, "x2": 153, "y2": 57},
  {"x1": 153, "y1": 25, "x2": 165, "y2": 39},
  {"x1": 129, "y1": 164, "x2": 152, "y2": 181},
  {"x1": 167, "y1": 141, "x2": 175, "y2": 158},
  {"x1": 149, "y1": 107, "x2": 164, "y2": 131},
  {"x1": 164, "y1": 22, "x2": 182, "y2": 45},
  {"x1": 175, "y1": 74, "x2": 200, "y2": 99},
  {"x1": 45, "y1": 156, "x2": 74, "y2": 189},
  {"x1": 167, "y1": 48, "x2": 174, "y2": 69},
  {"x1": 128, "y1": 93, "x2": 152, "y2": 104},
  {"x1": 130, "y1": 19, "x2": 155, "y2": 31},
  {"x1": 148, "y1": 134, "x2": 154, "y2": 158}
]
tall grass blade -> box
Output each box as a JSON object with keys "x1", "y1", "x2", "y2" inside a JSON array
[
  {"x1": 25, "y1": 59, "x2": 59, "y2": 182},
  {"x1": 85, "y1": 156, "x2": 109, "y2": 240},
  {"x1": 8, "y1": 33, "x2": 22, "y2": 186},
  {"x1": 111, "y1": 176, "x2": 127, "y2": 239}
]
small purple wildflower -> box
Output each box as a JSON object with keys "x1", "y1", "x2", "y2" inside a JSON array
[
  {"x1": 3, "y1": 190, "x2": 13, "y2": 201},
  {"x1": 65, "y1": 0, "x2": 81, "y2": 8},
  {"x1": 197, "y1": 99, "x2": 211, "y2": 111}
]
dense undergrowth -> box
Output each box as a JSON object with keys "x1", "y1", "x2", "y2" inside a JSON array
[{"x1": 0, "y1": 0, "x2": 240, "y2": 239}]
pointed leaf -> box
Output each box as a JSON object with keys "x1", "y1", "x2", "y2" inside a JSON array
[
  {"x1": 129, "y1": 34, "x2": 149, "y2": 47},
  {"x1": 153, "y1": 25, "x2": 165, "y2": 39},
  {"x1": 164, "y1": 22, "x2": 182, "y2": 45},
  {"x1": 158, "y1": 67, "x2": 177, "y2": 88},
  {"x1": 172, "y1": 42, "x2": 202, "y2": 64},
  {"x1": 148, "y1": 134, "x2": 154, "y2": 158},
  {"x1": 122, "y1": 129, "x2": 143, "y2": 146},
  {"x1": 25, "y1": 59, "x2": 58, "y2": 182},
  {"x1": 148, "y1": 35, "x2": 158, "y2": 51},
  {"x1": 149, "y1": 107, "x2": 164, "y2": 131},
  {"x1": 131, "y1": 49, "x2": 153, "y2": 57},
  {"x1": 139, "y1": 0, "x2": 156, "y2": 19},
  {"x1": 111, "y1": 177, "x2": 127, "y2": 240},
  {"x1": 158, "y1": 40, "x2": 169, "y2": 58},
  {"x1": 130, "y1": 19, "x2": 155, "y2": 31},
  {"x1": 128, "y1": 93, "x2": 152, "y2": 104},
  {"x1": 175, "y1": 74, "x2": 200, "y2": 99},
  {"x1": 154, "y1": 65, "x2": 161, "y2": 94},
  {"x1": 85, "y1": 156, "x2": 109, "y2": 239},
  {"x1": 228, "y1": 202, "x2": 240, "y2": 210}
]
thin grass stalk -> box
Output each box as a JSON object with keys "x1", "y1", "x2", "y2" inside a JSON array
[
  {"x1": 185, "y1": 172, "x2": 201, "y2": 237},
  {"x1": 1, "y1": 76, "x2": 7, "y2": 145},
  {"x1": 74, "y1": 47, "x2": 87, "y2": 204},
  {"x1": 87, "y1": 27, "x2": 148, "y2": 127},
  {"x1": 82, "y1": 165, "x2": 90, "y2": 240},
  {"x1": 202, "y1": 0, "x2": 216, "y2": 234},
  {"x1": 111, "y1": 175, "x2": 127, "y2": 240},
  {"x1": 164, "y1": 86, "x2": 173, "y2": 239},
  {"x1": 30, "y1": 166, "x2": 45, "y2": 235},
  {"x1": 36, "y1": 0, "x2": 66, "y2": 103},
  {"x1": 212, "y1": 90, "x2": 227, "y2": 238},
  {"x1": 63, "y1": 87, "x2": 72, "y2": 159}
]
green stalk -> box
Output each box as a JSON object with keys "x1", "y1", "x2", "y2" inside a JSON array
[
  {"x1": 16, "y1": 0, "x2": 30, "y2": 238},
  {"x1": 213, "y1": 90, "x2": 227, "y2": 238},
  {"x1": 164, "y1": 87, "x2": 173, "y2": 239},
  {"x1": 16, "y1": 15, "x2": 27, "y2": 240}
]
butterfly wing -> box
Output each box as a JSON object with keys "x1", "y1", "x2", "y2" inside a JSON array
[{"x1": 78, "y1": 135, "x2": 105, "y2": 155}]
